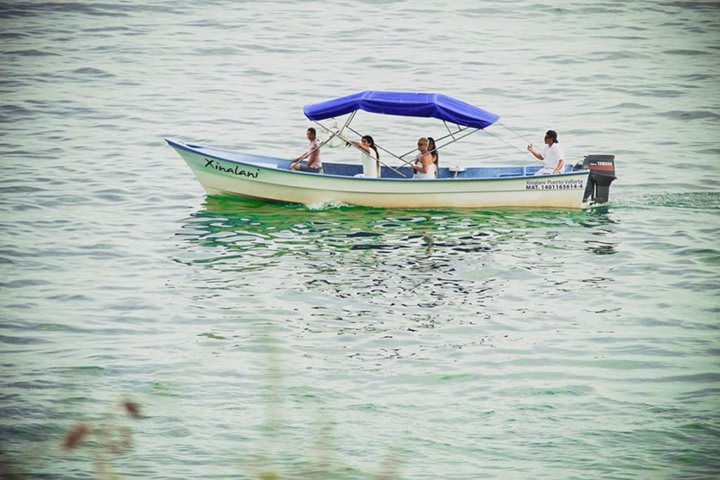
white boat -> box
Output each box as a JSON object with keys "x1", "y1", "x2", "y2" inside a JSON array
[{"x1": 166, "y1": 91, "x2": 616, "y2": 209}]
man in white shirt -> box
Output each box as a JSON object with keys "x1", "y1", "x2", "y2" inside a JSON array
[{"x1": 528, "y1": 129, "x2": 565, "y2": 175}]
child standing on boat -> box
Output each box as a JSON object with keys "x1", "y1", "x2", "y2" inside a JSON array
[{"x1": 291, "y1": 127, "x2": 323, "y2": 173}]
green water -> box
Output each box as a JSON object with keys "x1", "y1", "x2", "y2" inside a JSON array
[{"x1": 1, "y1": 1, "x2": 719, "y2": 478}]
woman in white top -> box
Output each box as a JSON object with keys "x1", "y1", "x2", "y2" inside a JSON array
[
  {"x1": 347, "y1": 135, "x2": 381, "y2": 178},
  {"x1": 412, "y1": 137, "x2": 437, "y2": 179},
  {"x1": 527, "y1": 129, "x2": 565, "y2": 175}
]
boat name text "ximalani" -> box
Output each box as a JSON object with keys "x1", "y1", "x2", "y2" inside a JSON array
[
  {"x1": 204, "y1": 158, "x2": 260, "y2": 179},
  {"x1": 525, "y1": 178, "x2": 584, "y2": 190}
]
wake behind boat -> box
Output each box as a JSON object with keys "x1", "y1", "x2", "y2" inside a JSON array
[{"x1": 166, "y1": 91, "x2": 616, "y2": 209}]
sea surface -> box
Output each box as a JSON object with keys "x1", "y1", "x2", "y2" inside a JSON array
[{"x1": 1, "y1": 1, "x2": 719, "y2": 478}]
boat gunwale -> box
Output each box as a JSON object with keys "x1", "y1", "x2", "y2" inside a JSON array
[{"x1": 165, "y1": 138, "x2": 590, "y2": 183}]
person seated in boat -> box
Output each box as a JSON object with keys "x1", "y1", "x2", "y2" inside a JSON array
[
  {"x1": 527, "y1": 129, "x2": 565, "y2": 175},
  {"x1": 291, "y1": 127, "x2": 323, "y2": 173},
  {"x1": 428, "y1": 136, "x2": 439, "y2": 176},
  {"x1": 347, "y1": 135, "x2": 380, "y2": 178},
  {"x1": 412, "y1": 137, "x2": 437, "y2": 179}
]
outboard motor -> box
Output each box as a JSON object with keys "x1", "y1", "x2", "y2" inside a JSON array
[{"x1": 579, "y1": 155, "x2": 616, "y2": 204}]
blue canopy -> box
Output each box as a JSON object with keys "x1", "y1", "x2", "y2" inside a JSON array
[{"x1": 303, "y1": 91, "x2": 499, "y2": 129}]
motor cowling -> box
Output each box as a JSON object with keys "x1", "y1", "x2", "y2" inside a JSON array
[{"x1": 580, "y1": 155, "x2": 616, "y2": 204}]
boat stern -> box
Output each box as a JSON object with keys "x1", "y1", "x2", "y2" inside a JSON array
[{"x1": 578, "y1": 154, "x2": 616, "y2": 206}]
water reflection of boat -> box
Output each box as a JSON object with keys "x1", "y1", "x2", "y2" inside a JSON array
[
  {"x1": 179, "y1": 200, "x2": 618, "y2": 317},
  {"x1": 187, "y1": 195, "x2": 614, "y2": 255},
  {"x1": 167, "y1": 91, "x2": 616, "y2": 210}
]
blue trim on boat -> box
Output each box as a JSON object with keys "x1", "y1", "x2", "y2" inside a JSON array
[{"x1": 165, "y1": 139, "x2": 587, "y2": 182}]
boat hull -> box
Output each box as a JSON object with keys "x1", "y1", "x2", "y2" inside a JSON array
[{"x1": 167, "y1": 139, "x2": 592, "y2": 209}]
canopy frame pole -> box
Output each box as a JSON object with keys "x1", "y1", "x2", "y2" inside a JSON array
[
  {"x1": 396, "y1": 126, "x2": 481, "y2": 169},
  {"x1": 443, "y1": 121, "x2": 459, "y2": 140},
  {"x1": 290, "y1": 121, "x2": 350, "y2": 168},
  {"x1": 432, "y1": 125, "x2": 470, "y2": 150},
  {"x1": 344, "y1": 123, "x2": 407, "y2": 163},
  {"x1": 312, "y1": 119, "x2": 410, "y2": 178},
  {"x1": 341, "y1": 111, "x2": 357, "y2": 135},
  {"x1": 397, "y1": 125, "x2": 468, "y2": 161},
  {"x1": 436, "y1": 127, "x2": 482, "y2": 149},
  {"x1": 312, "y1": 111, "x2": 357, "y2": 147}
]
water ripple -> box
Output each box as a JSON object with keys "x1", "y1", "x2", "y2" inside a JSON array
[{"x1": 1, "y1": 1, "x2": 719, "y2": 478}]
